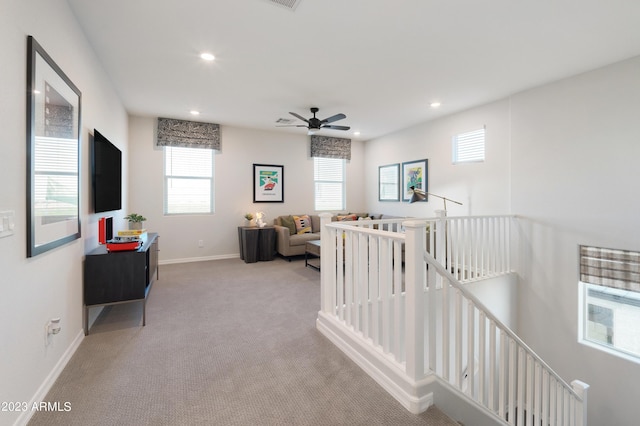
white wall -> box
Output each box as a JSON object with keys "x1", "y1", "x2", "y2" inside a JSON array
[
  {"x1": 364, "y1": 99, "x2": 511, "y2": 218},
  {"x1": 510, "y1": 56, "x2": 640, "y2": 426},
  {"x1": 128, "y1": 116, "x2": 366, "y2": 262},
  {"x1": 364, "y1": 56, "x2": 640, "y2": 426},
  {"x1": 0, "y1": 1, "x2": 128, "y2": 425}
]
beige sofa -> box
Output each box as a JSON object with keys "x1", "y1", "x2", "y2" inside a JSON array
[
  {"x1": 273, "y1": 214, "x2": 322, "y2": 259},
  {"x1": 273, "y1": 213, "x2": 402, "y2": 259}
]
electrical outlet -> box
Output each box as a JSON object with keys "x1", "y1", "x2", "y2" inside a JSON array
[{"x1": 198, "y1": 240, "x2": 204, "y2": 248}]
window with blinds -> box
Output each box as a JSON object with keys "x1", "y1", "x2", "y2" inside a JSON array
[
  {"x1": 452, "y1": 127, "x2": 485, "y2": 164},
  {"x1": 164, "y1": 146, "x2": 214, "y2": 214},
  {"x1": 314, "y1": 157, "x2": 345, "y2": 211},
  {"x1": 580, "y1": 245, "x2": 640, "y2": 361}
]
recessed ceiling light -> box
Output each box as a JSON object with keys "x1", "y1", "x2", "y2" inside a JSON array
[
  {"x1": 354, "y1": 131, "x2": 361, "y2": 136},
  {"x1": 200, "y1": 52, "x2": 215, "y2": 61},
  {"x1": 190, "y1": 110, "x2": 200, "y2": 115},
  {"x1": 430, "y1": 102, "x2": 441, "y2": 108}
]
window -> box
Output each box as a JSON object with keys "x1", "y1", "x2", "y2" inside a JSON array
[
  {"x1": 579, "y1": 245, "x2": 640, "y2": 362},
  {"x1": 164, "y1": 146, "x2": 214, "y2": 214},
  {"x1": 314, "y1": 157, "x2": 345, "y2": 211},
  {"x1": 453, "y1": 127, "x2": 485, "y2": 164}
]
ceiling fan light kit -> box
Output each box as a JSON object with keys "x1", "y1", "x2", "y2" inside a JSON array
[{"x1": 277, "y1": 107, "x2": 351, "y2": 134}]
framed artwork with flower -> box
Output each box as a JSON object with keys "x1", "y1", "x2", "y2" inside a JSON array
[
  {"x1": 253, "y1": 164, "x2": 284, "y2": 202},
  {"x1": 401, "y1": 159, "x2": 428, "y2": 202}
]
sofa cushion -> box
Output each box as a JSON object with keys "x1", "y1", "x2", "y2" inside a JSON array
[
  {"x1": 289, "y1": 232, "x2": 320, "y2": 246},
  {"x1": 280, "y1": 215, "x2": 296, "y2": 235},
  {"x1": 336, "y1": 214, "x2": 357, "y2": 221},
  {"x1": 311, "y1": 215, "x2": 321, "y2": 232},
  {"x1": 293, "y1": 215, "x2": 312, "y2": 234}
]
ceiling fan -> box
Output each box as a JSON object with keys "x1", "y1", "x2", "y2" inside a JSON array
[{"x1": 278, "y1": 107, "x2": 350, "y2": 134}]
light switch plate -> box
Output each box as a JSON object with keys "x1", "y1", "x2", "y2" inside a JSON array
[{"x1": 0, "y1": 210, "x2": 15, "y2": 238}]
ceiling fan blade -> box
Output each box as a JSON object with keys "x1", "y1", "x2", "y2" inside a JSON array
[
  {"x1": 289, "y1": 112, "x2": 309, "y2": 123},
  {"x1": 322, "y1": 125, "x2": 351, "y2": 131},
  {"x1": 320, "y1": 113, "x2": 346, "y2": 124},
  {"x1": 276, "y1": 124, "x2": 307, "y2": 127}
]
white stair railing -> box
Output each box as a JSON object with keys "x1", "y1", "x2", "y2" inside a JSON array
[{"x1": 318, "y1": 214, "x2": 588, "y2": 426}]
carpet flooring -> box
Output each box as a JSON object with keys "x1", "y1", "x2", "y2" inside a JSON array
[{"x1": 29, "y1": 257, "x2": 458, "y2": 425}]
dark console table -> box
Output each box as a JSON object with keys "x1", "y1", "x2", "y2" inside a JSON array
[
  {"x1": 238, "y1": 226, "x2": 276, "y2": 263},
  {"x1": 83, "y1": 233, "x2": 159, "y2": 335}
]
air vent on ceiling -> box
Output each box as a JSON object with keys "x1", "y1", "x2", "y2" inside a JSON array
[
  {"x1": 276, "y1": 118, "x2": 295, "y2": 124},
  {"x1": 264, "y1": 0, "x2": 301, "y2": 11}
]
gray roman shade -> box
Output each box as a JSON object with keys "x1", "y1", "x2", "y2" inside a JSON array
[
  {"x1": 157, "y1": 117, "x2": 221, "y2": 150},
  {"x1": 580, "y1": 245, "x2": 640, "y2": 292},
  {"x1": 310, "y1": 135, "x2": 351, "y2": 160}
]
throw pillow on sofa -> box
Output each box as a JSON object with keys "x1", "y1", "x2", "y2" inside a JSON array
[
  {"x1": 293, "y1": 215, "x2": 312, "y2": 234},
  {"x1": 280, "y1": 215, "x2": 296, "y2": 235}
]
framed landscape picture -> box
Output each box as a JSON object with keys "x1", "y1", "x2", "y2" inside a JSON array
[
  {"x1": 253, "y1": 164, "x2": 284, "y2": 203},
  {"x1": 378, "y1": 163, "x2": 400, "y2": 201},
  {"x1": 402, "y1": 159, "x2": 428, "y2": 202}
]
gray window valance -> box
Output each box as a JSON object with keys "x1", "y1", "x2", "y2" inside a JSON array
[
  {"x1": 580, "y1": 245, "x2": 640, "y2": 291},
  {"x1": 310, "y1": 135, "x2": 351, "y2": 160},
  {"x1": 156, "y1": 117, "x2": 221, "y2": 150}
]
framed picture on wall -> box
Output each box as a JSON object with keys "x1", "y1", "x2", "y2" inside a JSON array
[
  {"x1": 378, "y1": 163, "x2": 400, "y2": 201},
  {"x1": 26, "y1": 36, "x2": 82, "y2": 257},
  {"x1": 253, "y1": 164, "x2": 284, "y2": 202},
  {"x1": 401, "y1": 159, "x2": 428, "y2": 202}
]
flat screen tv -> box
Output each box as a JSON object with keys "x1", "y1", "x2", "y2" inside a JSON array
[{"x1": 91, "y1": 129, "x2": 122, "y2": 213}]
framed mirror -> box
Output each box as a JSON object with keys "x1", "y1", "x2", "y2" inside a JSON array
[{"x1": 26, "y1": 36, "x2": 81, "y2": 257}]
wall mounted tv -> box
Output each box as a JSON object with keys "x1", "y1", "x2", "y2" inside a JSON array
[{"x1": 91, "y1": 129, "x2": 122, "y2": 213}]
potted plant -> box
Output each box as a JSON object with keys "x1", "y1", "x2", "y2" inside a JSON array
[
  {"x1": 244, "y1": 213, "x2": 256, "y2": 227},
  {"x1": 124, "y1": 213, "x2": 147, "y2": 230}
]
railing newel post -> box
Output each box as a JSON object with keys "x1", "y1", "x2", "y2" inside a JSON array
[
  {"x1": 572, "y1": 380, "x2": 589, "y2": 426},
  {"x1": 403, "y1": 219, "x2": 427, "y2": 381},
  {"x1": 319, "y1": 213, "x2": 333, "y2": 314}
]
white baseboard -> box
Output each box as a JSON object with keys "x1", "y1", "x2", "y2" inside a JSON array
[
  {"x1": 159, "y1": 253, "x2": 240, "y2": 265},
  {"x1": 14, "y1": 329, "x2": 84, "y2": 426},
  {"x1": 316, "y1": 311, "x2": 434, "y2": 414}
]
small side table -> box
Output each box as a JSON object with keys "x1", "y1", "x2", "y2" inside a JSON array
[
  {"x1": 305, "y1": 240, "x2": 321, "y2": 271},
  {"x1": 238, "y1": 226, "x2": 276, "y2": 263}
]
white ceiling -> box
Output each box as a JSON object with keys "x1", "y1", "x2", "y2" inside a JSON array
[{"x1": 67, "y1": 0, "x2": 640, "y2": 141}]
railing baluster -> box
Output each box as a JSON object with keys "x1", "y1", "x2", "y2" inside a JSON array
[
  {"x1": 360, "y1": 236, "x2": 380, "y2": 338},
  {"x1": 498, "y1": 329, "x2": 505, "y2": 418},
  {"x1": 442, "y1": 276, "x2": 450, "y2": 381},
  {"x1": 508, "y1": 338, "x2": 516, "y2": 425},
  {"x1": 474, "y1": 217, "x2": 479, "y2": 279},
  {"x1": 517, "y1": 347, "x2": 525, "y2": 426},
  {"x1": 353, "y1": 233, "x2": 369, "y2": 333},
  {"x1": 478, "y1": 311, "x2": 486, "y2": 406},
  {"x1": 452, "y1": 219, "x2": 459, "y2": 280},
  {"x1": 455, "y1": 289, "x2": 463, "y2": 388},
  {"x1": 394, "y1": 240, "x2": 404, "y2": 363},
  {"x1": 526, "y1": 354, "x2": 533, "y2": 426},
  {"x1": 489, "y1": 321, "x2": 497, "y2": 413},
  {"x1": 380, "y1": 237, "x2": 391, "y2": 354},
  {"x1": 542, "y1": 369, "x2": 549, "y2": 426},
  {"x1": 344, "y1": 231, "x2": 353, "y2": 325},
  {"x1": 393, "y1": 241, "x2": 406, "y2": 362},
  {"x1": 337, "y1": 230, "x2": 344, "y2": 321},
  {"x1": 370, "y1": 235, "x2": 379, "y2": 346},
  {"x1": 563, "y1": 388, "x2": 569, "y2": 426},
  {"x1": 489, "y1": 218, "x2": 498, "y2": 275},
  {"x1": 534, "y1": 361, "x2": 542, "y2": 426},
  {"x1": 371, "y1": 238, "x2": 392, "y2": 346},
  {"x1": 467, "y1": 299, "x2": 475, "y2": 398},
  {"x1": 550, "y1": 376, "x2": 557, "y2": 426},
  {"x1": 428, "y1": 244, "x2": 437, "y2": 372}
]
